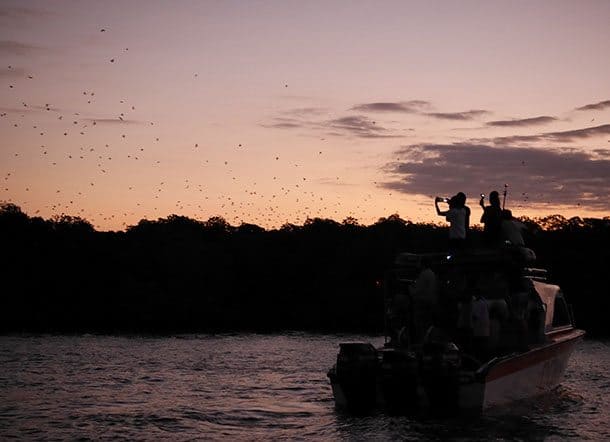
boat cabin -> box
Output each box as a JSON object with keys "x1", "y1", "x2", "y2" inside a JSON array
[{"x1": 384, "y1": 249, "x2": 575, "y2": 357}]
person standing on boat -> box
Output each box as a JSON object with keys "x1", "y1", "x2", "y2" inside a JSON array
[
  {"x1": 480, "y1": 191, "x2": 503, "y2": 246},
  {"x1": 435, "y1": 192, "x2": 470, "y2": 251}
]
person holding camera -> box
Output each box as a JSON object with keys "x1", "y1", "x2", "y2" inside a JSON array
[
  {"x1": 435, "y1": 192, "x2": 470, "y2": 251},
  {"x1": 479, "y1": 191, "x2": 503, "y2": 246}
]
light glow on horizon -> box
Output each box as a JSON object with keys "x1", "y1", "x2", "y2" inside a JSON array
[{"x1": 1, "y1": 1, "x2": 609, "y2": 230}]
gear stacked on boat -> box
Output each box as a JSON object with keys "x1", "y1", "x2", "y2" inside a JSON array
[{"x1": 328, "y1": 247, "x2": 585, "y2": 413}]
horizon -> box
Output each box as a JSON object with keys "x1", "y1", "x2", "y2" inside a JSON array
[
  {"x1": 2, "y1": 1, "x2": 610, "y2": 231},
  {"x1": 4, "y1": 200, "x2": 607, "y2": 233}
]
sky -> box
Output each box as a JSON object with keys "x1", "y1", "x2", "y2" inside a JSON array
[{"x1": 1, "y1": 0, "x2": 609, "y2": 230}]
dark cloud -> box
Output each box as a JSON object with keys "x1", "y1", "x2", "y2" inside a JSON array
[
  {"x1": 486, "y1": 116, "x2": 557, "y2": 127},
  {"x1": 484, "y1": 124, "x2": 610, "y2": 145},
  {"x1": 351, "y1": 100, "x2": 431, "y2": 113},
  {"x1": 425, "y1": 110, "x2": 490, "y2": 121},
  {"x1": 0, "y1": 40, "x2": 42, "y2": 56},
  {"x1": 382, "y1": 143, "x2": 610, "y2": 210},
  {"x1": 575, "y1": 100, "x2": 610, "y2": 111}
]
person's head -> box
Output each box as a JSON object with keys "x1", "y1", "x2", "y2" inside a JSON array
[
  {"x1": 502, "y1": 209, "x2": 513, "y2": 220},
  {"x1": 454, "y1": 192, "x2": 466, "y2": 208},
  {"x1": 489, "y1": 191, "x2": 500, "y2": 207}
]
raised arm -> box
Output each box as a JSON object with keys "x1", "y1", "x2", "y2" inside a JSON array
[{"x1": 435, "y1": 198, "x2": 448, "y2": 216}]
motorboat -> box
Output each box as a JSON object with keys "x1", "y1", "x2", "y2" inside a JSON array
[{"x1": 328, "y1": 247, "x2": 585, "y2": 413}]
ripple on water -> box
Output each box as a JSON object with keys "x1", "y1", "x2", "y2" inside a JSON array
[{"x1": 0, "y1": 335, "x2": 608, "y2": 440}]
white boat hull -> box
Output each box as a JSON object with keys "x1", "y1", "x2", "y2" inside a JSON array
[
  {"x1": 461, "y1": 328, "x2": 585, "y2": 411},
  {"x1": 330, "y1": 328, "x2": 585, "y2": 413}
]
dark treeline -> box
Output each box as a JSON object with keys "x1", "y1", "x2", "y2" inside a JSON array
[{"x1": 1, "y1": 203, "x2": 608, "y2": 336}]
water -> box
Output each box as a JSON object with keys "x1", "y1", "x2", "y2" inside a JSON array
[{"x1": 1, "y1": 334, "x2": 608, "y2": 441}]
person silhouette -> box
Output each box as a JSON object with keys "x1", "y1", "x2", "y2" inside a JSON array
[
  {"x1": 501, "y1": 209, "x2": 526, "y2": 247},
  {"x1": 435, "y1": 192, "x2": 470, "y2": 251},
  {"x1": 480, "y1": 191, "x2": 503, "y2": 246}
]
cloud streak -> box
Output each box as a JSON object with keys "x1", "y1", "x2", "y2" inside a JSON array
[
  {"x1": 81, "y1": 118, "x2": 143, "y2": 125},
  {"x1": 575, "y1": 100, "x2": 610, "y2": 111},
  {"x1": 382, "y1": 143, "x2": 610, "y2": 210},
  {"x1": 352, "y1": 101, "x2": 491, "y2": 122},
  {"x1": 325, "y1": 115, "x2": 401, "y2": 138},
  {"x1": 478, "y1": 124, "x2": 610, "y2": 145},
  {"x1": 0, "y1": 6, "x2": 48, "y2": 18},
  {"x1": 263, "y1": 111, "x2": 402, "y2": 138},
  {"x1": 351, "y1": 100, "x2": 431, "y2": 113},
  {"x1": 486, "y1": 116, "x2": 557, "y2": 127},
  {"x1": 0, "y1": 40, "x2": 42, "y2": 56},
  {"x1": 0, "y1": 66, "x2": 27, "y2": 78},
  {"x1": 425, "y1": 110, "x2": 490, "y2": 121},
  {"x1": 0, "y1": 104, "x2": 61, "y2": 115}
]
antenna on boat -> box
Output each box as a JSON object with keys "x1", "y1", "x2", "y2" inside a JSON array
[{"x1": 502, "y1": 183, "x2": 508, "y2": 210}]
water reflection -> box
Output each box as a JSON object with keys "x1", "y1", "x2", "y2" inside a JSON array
[{"x1": 0, "y1": 335, "x2": 608, "y2": 440}]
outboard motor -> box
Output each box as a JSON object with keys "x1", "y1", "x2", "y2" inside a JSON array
[
  {"x1": 380, "y1": 349, "x2": 419, "y2": 412},
  {"x1": 421, "y1": 341, "x2": 462, "y2": 413},
  {"x1": 328, "y1": 343, "x2": 378, "y2": 410}
]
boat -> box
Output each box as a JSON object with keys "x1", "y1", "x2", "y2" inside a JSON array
[{"x1": 328, "y1": 247, "x2": 585, "y2": 413}]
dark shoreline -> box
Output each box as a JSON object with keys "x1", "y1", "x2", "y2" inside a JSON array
[{"x1": 2, "y1": 204, "x2": 608, "y2": 337}]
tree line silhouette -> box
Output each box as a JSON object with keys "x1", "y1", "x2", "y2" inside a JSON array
[{"x1": 1, "y1": 203, "x2": 608, "y2": 336}]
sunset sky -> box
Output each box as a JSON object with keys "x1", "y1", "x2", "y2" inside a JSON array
[{"x1": 2, "y1": 1, "x2": 609, "y2": 230}]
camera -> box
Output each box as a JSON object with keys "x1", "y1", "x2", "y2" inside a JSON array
[
  {"x1": 436, "y1": 196, "x2": 450, "y2": 203},
  {"x1": 480, "y1": 193, "x2": 485, "y2": 198}
]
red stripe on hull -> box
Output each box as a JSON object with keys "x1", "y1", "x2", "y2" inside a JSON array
[{"x1": 486, "y1": 328, "x2": 585, "y2": 382}]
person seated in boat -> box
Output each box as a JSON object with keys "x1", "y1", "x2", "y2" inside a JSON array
[
  {"x1": 409, "y1": 258, "x2": 439, "y2": 344},
  {"x1": 500, "y1": 209, "x2": 526, "y2": 247},
  {"x1": 480, "y1": 191, "x2": 503, "y2": 246},
  {"x1": 435, "y1": 192, "x2": 470, "y2": 251},
  {"x1": 501, "y1": 209, "x2": 536, "y2": 264},
  {"x1": 388, "y1": 289, "x2": 410, "y2": 347},
  {"x1": 456, "y1": 293, "x2": 473, "y2": 353},
  {"x1": 471, "y1": 291, "x2": 490, "y2": 361},
  {"x1": 487, "y1": 298, "x2": 510, "y2": 355},
  {"x1": 526, "y1": 294, "x2": 547, "y2": 344},
  {"x1": 507, "y1": 289, "x2": 530, "y2": 352}
]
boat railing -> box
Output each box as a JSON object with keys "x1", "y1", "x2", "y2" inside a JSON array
[{"x1": 474, "y1": 356, "x2": 500, "y2": 380}]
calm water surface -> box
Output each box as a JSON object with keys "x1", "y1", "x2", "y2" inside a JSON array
[{"x1": 1, "y1": 334, "x2": 608, "y2": 440}]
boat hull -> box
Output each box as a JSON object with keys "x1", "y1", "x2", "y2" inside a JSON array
[
  {"x1": 474, "y1": 328, "x2": 585, "y2": 410},
  {"x1": 329, "y1": 328, "x2": 585, "y2": 413}
]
